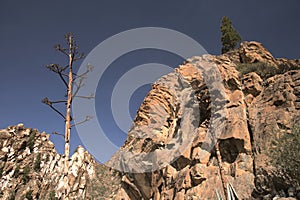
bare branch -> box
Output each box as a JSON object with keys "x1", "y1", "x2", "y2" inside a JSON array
[
  {"x1": 54, "y1": 44, "x2": 69, "y2": 56},
  {"x1": 65, "y1": 32, "x2": 74, "y2": 45},
  {"x1": 74, "y1": 64, "x2": 93, "y2": 81},
  {"x1": 86, "y1": 64, "x2": 94, "y2": 72},
  {"x1": 71, "y1": 63, "x2": 94, "y2": 100},
  {"x1": 46, "y1": 63, "x2": 62, "y2": 73},
  {"x1": 74, "y1": 93, "x2": 95, "y2": 99},
  {"x1": 72, "y1": 72, "x2": 78, "y2": 78},
  {"x1": 73, "y1": 44, "x2": 79, "y2": 55},
  {"x1": 60, "y1": 73, "x2": 69, "y2": 77},
  {"x1": 58, "y1": 71, "x2": 68, "y2": 88},
  {"x1": 42, "y1": 98, "x2": 66, "y2": 105},
  {"x1": 51, "y1": 131, "x2": 65, "y2": 138},
  {"x1": 42, "y1": 97, "x2": 52, "y2": 106},
  {"x1": 42, "y1": 97, "x2": 66, "y2": 120},
  {"x1": 46, "y1": 64, "x2": 69, "y2": 88},
  {"x1": 74, "y1": 71, "x2": 87, "y2": 80},
  {"x1": 50, "y1": 105, "x2": 66, "y2": 120},
  {"x1": 72, "y1": 77, "x2": 84, "y2": 98},
  {"x1": 62, "y1": 64, "x2": 69, "y2": 71},
  {"x1": 71, "y1": 116, "x2": 92, "y2": 127},
  {"x1": 74, "y1": 52, "x2": 84, "y2": 61},
  {"x1": 51, "y1": 100, "x2": 67, "y2": 104}
]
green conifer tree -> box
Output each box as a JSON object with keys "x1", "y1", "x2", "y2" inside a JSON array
[{"x1": 220, "y1": 16, "x2": 242, "y2": 53}]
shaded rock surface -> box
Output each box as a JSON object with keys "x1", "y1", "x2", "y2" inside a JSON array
[{"x1": 111, "y1": 41, "x2": 300, "y2": 199}]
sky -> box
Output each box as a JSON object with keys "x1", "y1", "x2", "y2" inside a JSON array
[{"x1": 1, "y1": 1, "x2": 299, "y2": 161}]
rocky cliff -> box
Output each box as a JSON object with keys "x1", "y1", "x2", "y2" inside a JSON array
[
  {"x1": 111, "y1": 41, "x2": 300, "y2": 199},
  {"x1": 0, "y1": 124, "x2": 121, "y2": 200},
  {"x1": 0, "y1": 41, "x2": 299, "y2": 200}
]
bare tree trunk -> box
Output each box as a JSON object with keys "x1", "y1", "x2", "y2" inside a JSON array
[
  {"x1": 63, "y1": 35, "x2": 74, "y2": 200},
  {"x1": 215, "y1": 141, "x2": 228, "y2": 200},
  {"x1": 43, "y1": 33, "x2": 90, "y2": 199}
]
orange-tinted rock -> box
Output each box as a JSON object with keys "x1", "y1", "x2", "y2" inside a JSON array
[{"x1": 114, "y1": 42, "x2": 300, "y2": 199}]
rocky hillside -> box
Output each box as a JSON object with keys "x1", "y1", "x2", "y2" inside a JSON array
[
  {"x1": 0, "y1": 41, "x2": 299, "y2": 200},
  {"x1": 110, "y1": 42, "x2": 300, "y2": 199},
  {"x1": 0, "y1": 124, "x2": 121, "y2": 200}
]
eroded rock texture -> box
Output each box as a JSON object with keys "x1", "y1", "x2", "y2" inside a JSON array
[
  {"x1": 0, "y1": 124, "x2": 121, "y2": 200},
  {"x1": 0, "y1": 124, "x2": 96, "y2": 199},
  {"x1": 112, "y1": 42, "x2": 300, "y2": 199},
  {"x1": 0, "y1": 41, "x2": 299, "y2": 200}
]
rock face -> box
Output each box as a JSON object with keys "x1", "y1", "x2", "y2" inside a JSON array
[
  {"x1": 112, "y1": 41, "x2": 300, "y2": 199},
  {"x1": 0, "y1": 41, "x2": 299, "y2": 200},
  {"x1": 249, "y1": 70, "x2": 300, "y2": 198},
  {"x1": 0, "y1": 124, "x2": 121, "y2": 200}
]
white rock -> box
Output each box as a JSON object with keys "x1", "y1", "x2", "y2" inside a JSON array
[
  {"x1": 1, "y1": 147, "x2": 9, "y2": 153},
  {"x1": 17, "y1": 123, "x2": 24, "y2": 129},
  {"x1": 22, "y1": 128, "x2": 31, "y2": 136}
]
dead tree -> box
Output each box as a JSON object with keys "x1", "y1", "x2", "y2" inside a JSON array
[{"x1": 42, "y1": 33, "x2": 93, "y2": 199}]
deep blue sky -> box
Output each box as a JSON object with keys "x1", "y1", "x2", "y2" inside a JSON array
[{"x1": 1, "y1": 1, "x2": 299, "y2": 158}]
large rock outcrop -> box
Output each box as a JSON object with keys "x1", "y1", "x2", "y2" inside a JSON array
[
  {"x1": 1, "y1": 41, "x2": 299, "y2": 200},
  {"x1": 111, "y1": 41, "x2": 300, "y2": 199},
  {"x1": 0, "y1": 124, "x2": 121, "y2": 200},
  {"x1": 249, "y1": 70, "x2": 300, "y2": 198}
]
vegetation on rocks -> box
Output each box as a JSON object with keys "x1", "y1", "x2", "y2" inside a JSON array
[
  {"x1": 13, "y1": 165, "x2": 20, "y2": 178},
  {"x1": 34, "y1": 153, "x2": 41, "y2": 171},
  {"x1": 28, "y1": 129, "x2": 36, "y2": 150},
  {"x1": 22, "y1": 165, "x2": 30, "y2": 184},
  {"x1": 0, "y1": 164, "x2": 3, "y2": 177},
  {"x1": 237, "y1": 62, "x2": 300, "y2": 80},
  {"x1": 8, "y1": 191, "x2": 16, "y2": 200},
  {"x1": 87, "y1": 165, "x2": 121, "y2": 199},
  {"x1": 0, "y1": 41, "x2": 299, "y2": 199},
  {"x1": 269, "y1": 118, "x2": 300, "y2": 187},
  {"x1": 0, "y1": 125, "x2": 102, "y2": 199},
  {"x1": 49, "y1": 190, "x2": 58, "y2": 200},
  {"x1": 25, "y1": 190, "x2": 33, "y2": 200}
]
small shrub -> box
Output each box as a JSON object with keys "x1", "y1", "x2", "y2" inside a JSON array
[
  {"x1": 268, "y1": 118, "x2": 300, "y2": 187},
  {"x1": 28, "y1": 129, "x2": 36, "y2": 150},
  {"x1": 8, "y1": 191, "x2": 16, "y2": 200},
  {"x1": 112, "y1": 169, "x2": 118, "y2": 177},
  {"x1": 278, "y1": 63, "x2": 300, "y2": 72},
  {"x1": 0, "y1": 164, "x2": 3, "y2": 177},
  {"x1": 236, "y1": 62, "x2": 278, "y2": 80},
  {"x1": 25, "y1": 190, "x2": 33, "y2": 200},
  {"x1": 22, "y1": 165, "x2": 30, "y2": 184},
  {"x1": 237, "y1": 62, "x2": 300, "y2": 80},
  {"x1": 49, "y1": 190, "x2": 58, "y2": 200},
  {"x1": 13, "y1": 165, "x2": 20, "y2": 178},
  {"x1": 34, "y1": 153, "x2": 41, "y2": 171}
]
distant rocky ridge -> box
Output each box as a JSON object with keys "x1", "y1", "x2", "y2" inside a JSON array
[
  {"x1": 0, "y1": 124, "x2": 121, "y2": 200},
  {"x1": 0, "y1": 41, "x2": 299, "y2": 200}
]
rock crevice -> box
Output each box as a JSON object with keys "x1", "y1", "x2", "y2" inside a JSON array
[{"x1": 113, "y1": 41, "x2": 300, "y2": 199}]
